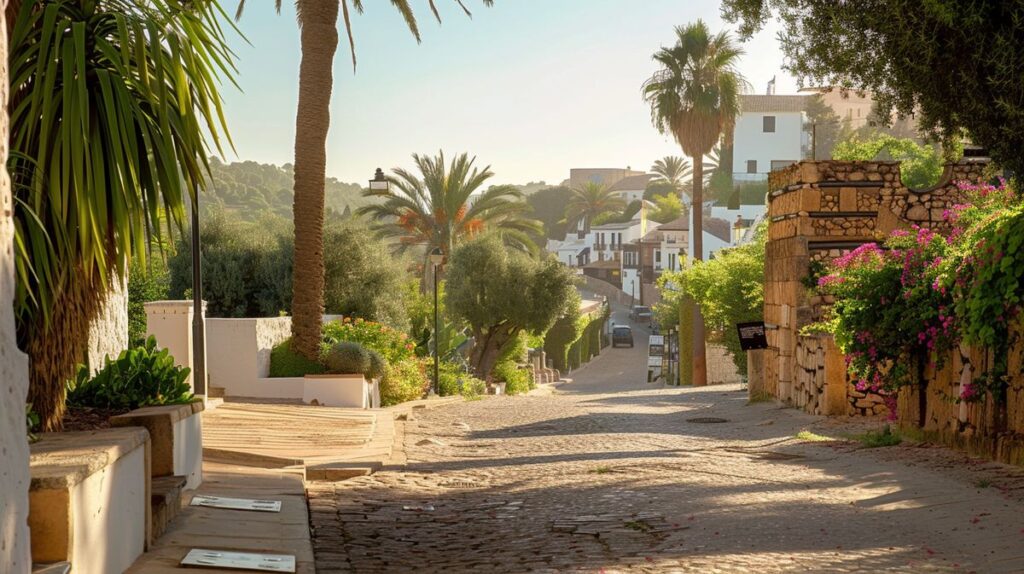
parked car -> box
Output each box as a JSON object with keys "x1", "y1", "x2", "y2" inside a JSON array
[
  {"x1": 612, "y1": 326, "x2": 634, "y2": 348},
  {"x1": 629, "y1": 305, "x2": 653, "y2": 323}
]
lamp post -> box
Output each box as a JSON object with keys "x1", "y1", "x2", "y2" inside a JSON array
[
  {"x1": 369, "y1": 167, "x2": 389, "y2": 192},
  {"x1": 429, "y1": 247, "x2": 444, "y2": 396},
  {"x1": 190, "y1": 182, "x2": 206, "y2": 398}
]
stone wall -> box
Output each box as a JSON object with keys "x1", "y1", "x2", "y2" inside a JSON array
[
  {"x1": 764, "y1": 159, "x2": 988, "y2": 412},
  {"x1": 87, "y1": 274, "x2": 129, "y2": 370},
  {"x1": 0, "y1": 0, "x2": 33, "y2": 567},
  {"x1": 707, "y1": 343, "x2": 742, "y2": 385}
]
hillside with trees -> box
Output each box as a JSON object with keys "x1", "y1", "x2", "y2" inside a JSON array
[{"x1": 203, "y1": 158, "x2": 373, "y2": 221}]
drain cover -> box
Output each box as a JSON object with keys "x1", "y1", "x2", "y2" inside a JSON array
[{"x1": 686, "y1": 417, "x2": 729, "y2": 424}]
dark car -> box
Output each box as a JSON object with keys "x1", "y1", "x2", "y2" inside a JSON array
[
  {"x1": 612, "y1": 325, "x2": 634, "y2": 348},
  {"x1": 629, "y1": 305, "x2": 653, "y2": 323}
]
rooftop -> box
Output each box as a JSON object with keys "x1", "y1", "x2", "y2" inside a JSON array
[
  {"x1": 607, "y1": 174, "x2": 656, "y2": 193},
  {"x1": 740, "y1": 94, "x2": 810, "y2": 113}
]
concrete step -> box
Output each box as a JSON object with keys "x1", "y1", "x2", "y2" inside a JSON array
[
  {"x1": 150, "y1": 475, "x2": 187, "y2": 541},
  {"x1": 207, "y1": 386, "x2": 226, "y2": 398}
]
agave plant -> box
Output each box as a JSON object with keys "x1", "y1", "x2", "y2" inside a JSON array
[{"x1": 9, "y1": 0, "x2": 236, "y2": 429}]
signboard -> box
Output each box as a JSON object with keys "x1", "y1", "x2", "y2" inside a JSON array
[
  {"x1": 648, "y1": 335, "x2": 665, "y2": 356},
  {"x1": 736, "y1": 321, "x2": 768, "y2": 351},
  {"x1": 647, "y1": 356, "x2": 663, "y2": 367},
  {"x1": 181, "y1": 549, "x2": 296, "y2": 572}
]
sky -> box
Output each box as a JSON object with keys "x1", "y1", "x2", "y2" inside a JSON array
[{"x1": 221, "y1": 0, "x2": 797, "y2": 186}]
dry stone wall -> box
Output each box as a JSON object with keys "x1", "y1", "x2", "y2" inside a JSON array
[
  {"x1": 765, "y1": 159, "x2": 1024, "y2": 464},
  {"x1": 765, "y1": 159, "x2": 987, "y2": 414}
]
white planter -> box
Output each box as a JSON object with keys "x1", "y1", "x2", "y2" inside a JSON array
[
  {"x1": 110, "y1": 401, "x2": 204, "y2": 490},
  {"x1": 490, "y1": 382, "x2": 507, "y2": 395},
  {"x1": 304, "y1": 374, "x2": 369, "y2": 408}
]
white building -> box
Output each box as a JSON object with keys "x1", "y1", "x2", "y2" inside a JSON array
[
  {"x1": 733, "y1": 95, "x2": 810, "y2": 182},
  {"x1": 587, "y1": 218, "x2": 645, "y2": 263}
]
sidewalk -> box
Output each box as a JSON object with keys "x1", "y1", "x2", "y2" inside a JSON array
[{"x1": 126, "y1": 462, "x2": 315, "y2": 573}]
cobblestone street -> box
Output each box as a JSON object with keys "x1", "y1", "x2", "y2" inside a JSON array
[{"x1": 307, "y1": 320, "x2": 1024, "y2": 573}]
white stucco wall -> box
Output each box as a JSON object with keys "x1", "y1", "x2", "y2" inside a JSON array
[
  {"x1": 733, "y1": 110, "x2": 805, "y2": 180},
  {"x1": 174, "y1": 414, "x2": 203, "y2": 490},
  {"x1": 0, "y1": 0, "x2": 32, "y2": 567},
  {"x1": 69, "y1": 443, "x2": 147, "y2": 573},
  {"x1": 87, "y1": 274, "x2": 129, "y2": 371}
]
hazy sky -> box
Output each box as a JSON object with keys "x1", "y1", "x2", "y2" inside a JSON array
[{"x1": 222, "y1": 0, "x2": 797, "y2": 186}]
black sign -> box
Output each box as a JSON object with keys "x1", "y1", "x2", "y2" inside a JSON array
[{"x1": 736, "y1": 321, "x2": 768, "y2": 351}]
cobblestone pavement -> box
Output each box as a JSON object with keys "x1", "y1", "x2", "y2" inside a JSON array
[{"x1": 307, "y1": 319, "x2": 1024, "y2": 573}]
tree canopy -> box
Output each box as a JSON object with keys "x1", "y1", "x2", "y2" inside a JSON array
[
  {"x1": 722, "y1": 0, "x2": 1024, "y2": 175},
  {"x1": 832, "y1": 133, "x2": 958, "y2": 189},
  {"x1": 445, "y1": 234, "x2": 578, "y2": 379}
]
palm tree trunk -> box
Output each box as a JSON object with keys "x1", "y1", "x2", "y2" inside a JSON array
[
  {"x1": 690, "y1": 156, "x2": 708, "y2": 386},
  {"x1": 22, "y1": 270, "x2": 106, "y2": 431},
  {"x1": 290, "y1": 0, "x2": 339, "y2": 360}
]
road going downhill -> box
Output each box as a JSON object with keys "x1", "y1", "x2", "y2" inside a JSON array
[{"x1": 307, "y1": 315, "x2": 1024, "y2": 573}]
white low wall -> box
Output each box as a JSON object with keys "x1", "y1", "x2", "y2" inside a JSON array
[
  {"x1": 205, "y1": 317, "x2": 292, "y2": 397},
  {"x1": 30, "y1": 428, "x2": 149, "y2": 574},
  {"x1": 111, "y1": 403, "x2": 204, "y2": 490}
]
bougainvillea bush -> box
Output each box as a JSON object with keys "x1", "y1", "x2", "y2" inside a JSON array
[{"x1": 817, "y1": 179, "x2": 1023, "y2": 407}]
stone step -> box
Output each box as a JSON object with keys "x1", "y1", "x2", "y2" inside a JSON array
[
  {"x1": 150, "y1": 475, "x2": 187, "y2": 541},
  {"x1": 207, "y1": 386, "x2": 226, "y2": 398}
]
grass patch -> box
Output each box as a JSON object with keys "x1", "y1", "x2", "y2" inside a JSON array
[
  {"x1": 747, "y1": 391, "x2": 775, "y2": 404},
  {"x1": 974, "y1": 478, "x2": 992, "y2": 489},
  {"x1": 853, "y1": 425, "x2": 902, "y2": 448},
  {"x1": 589, "y1": 466, "x2": 612, "y2": 475},
  {"x1": 795, "y1": 430, "x2": 834, "y2": 442},
  {"x1": 623, "y1": 520, "x2": 651, "y2": 532}
]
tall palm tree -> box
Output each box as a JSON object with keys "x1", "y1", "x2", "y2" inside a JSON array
[
  {"x1": 564, "y1": 182, "x2": 627, "y2": 236},
  {"x1": 643, "y1": 20, "x2": 747, "y2": 386},
  {"x1": 235, "y1": 0, "x2": 493, "y2": 360},
  {"x1": 358, "y1": 151, "x2": 540, "y2": 275},
  {"x1": 10, "y1": 0, "x2": 235, "y2": 429}
]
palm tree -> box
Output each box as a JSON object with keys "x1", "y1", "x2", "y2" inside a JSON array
[
  {"x1": 358, "y1": 151, "x2": 540, "y2": 276},
  {"x1": 642, "y1": 20, "x2": 747, "y2": 386},
  {"x1": 235, "y1": 0, "x2": 493, "y2": 360},
  {"x1": 650, "y1": 156, "x2": 692, "y2": 193},
  {"x1": 564, "y1": 182, "x2": 628, "y2": 236},
  {"x1": 10, "y1": 0, "x2": 235, "y2": 429}
]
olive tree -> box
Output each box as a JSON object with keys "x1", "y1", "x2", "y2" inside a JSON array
[{"x1": 445, "y1": 234, "x2": 578, "y2": 379}]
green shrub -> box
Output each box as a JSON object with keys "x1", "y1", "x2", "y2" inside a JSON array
[
  {"x1": 322, "y1": 317, "x2": 416, "y2": 364},
  {"x1": 67, "y1": 336, "x2": 193, "y2": 410},
  {"x1": 323, "y1": 342, "x2": 371, "y2": 375},
  {"x1": 438, "y1": 361, "x2": 486, "y2": 398},
  {"x1": 269, "y1": 339, "x2": 326, "y2": 377},
  {"x1": 366, "y1": 350, "x2": 387, "y2": 380},
  {"x1": 492, "y1": 360, "x2": 533, "y2": 395},
  {"x1": 380, "y1": 359, "x2": 429, "y2": 406}
]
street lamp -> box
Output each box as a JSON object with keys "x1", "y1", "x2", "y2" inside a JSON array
[
  {"x1": 429, "y1": 247, "x2": 445, "y2": 396},
  {"x1": 369, "y1": 167, "x2": 389, "y2": 191}
]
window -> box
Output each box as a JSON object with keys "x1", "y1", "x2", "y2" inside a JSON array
[
  {"x1": 746, "y1": 160, "x2": 757, "y2": 174},
  {"x1": 655, "y1": 250, "x2": 661, "y2": 263},
  {"x1": 762, "y1": 115, "x2": 776, "y2": 132}
]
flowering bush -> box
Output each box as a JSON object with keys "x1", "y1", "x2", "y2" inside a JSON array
[
  {"x1": 938, "y1": 180, "x2": 1024, "y2": 400},
  {"x1": 818, "y1": 179, "x2": 1022, "y2": 406},
  {"x1": 818, "y1": 227, "x2": 955, "y2": 405},
  {"x1": 380, "y1": 358, "x2": 429, "y2": 406},
  {"x1": 322, "y1": 317, "x2": 416, "y2": 364}
]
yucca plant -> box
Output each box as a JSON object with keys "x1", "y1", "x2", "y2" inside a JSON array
[{"x1": 10, "y1": 0, "x2": 236, "y2": 429}]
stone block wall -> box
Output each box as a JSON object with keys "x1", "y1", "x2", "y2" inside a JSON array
[{"x1": 764, "y1": 159, "x2": 987, "y2": 412}]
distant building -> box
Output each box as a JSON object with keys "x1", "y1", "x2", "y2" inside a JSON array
[
  {"x1": 607, "y1": 173, "x2": 655, "y2": 203},
  {"x1": 733, "y1": 94, "x2": 810, "y2": 182},
  {"x1": 569, "y1": 167, "x2": 645, "y2": 189}
]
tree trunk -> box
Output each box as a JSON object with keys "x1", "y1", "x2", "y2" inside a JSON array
[
  {"x1": 690, "y1": 156, "x2": 708, "y2": 386},
  {"x1": 469, "y1": 325, "x2": 515, "y2": 381},
  {"x1": 22, "y1": 270, "x2": 106, "y2": 431},
  {"x1": 290, "y1": 0, "x2": 339, "y2": 360}
]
